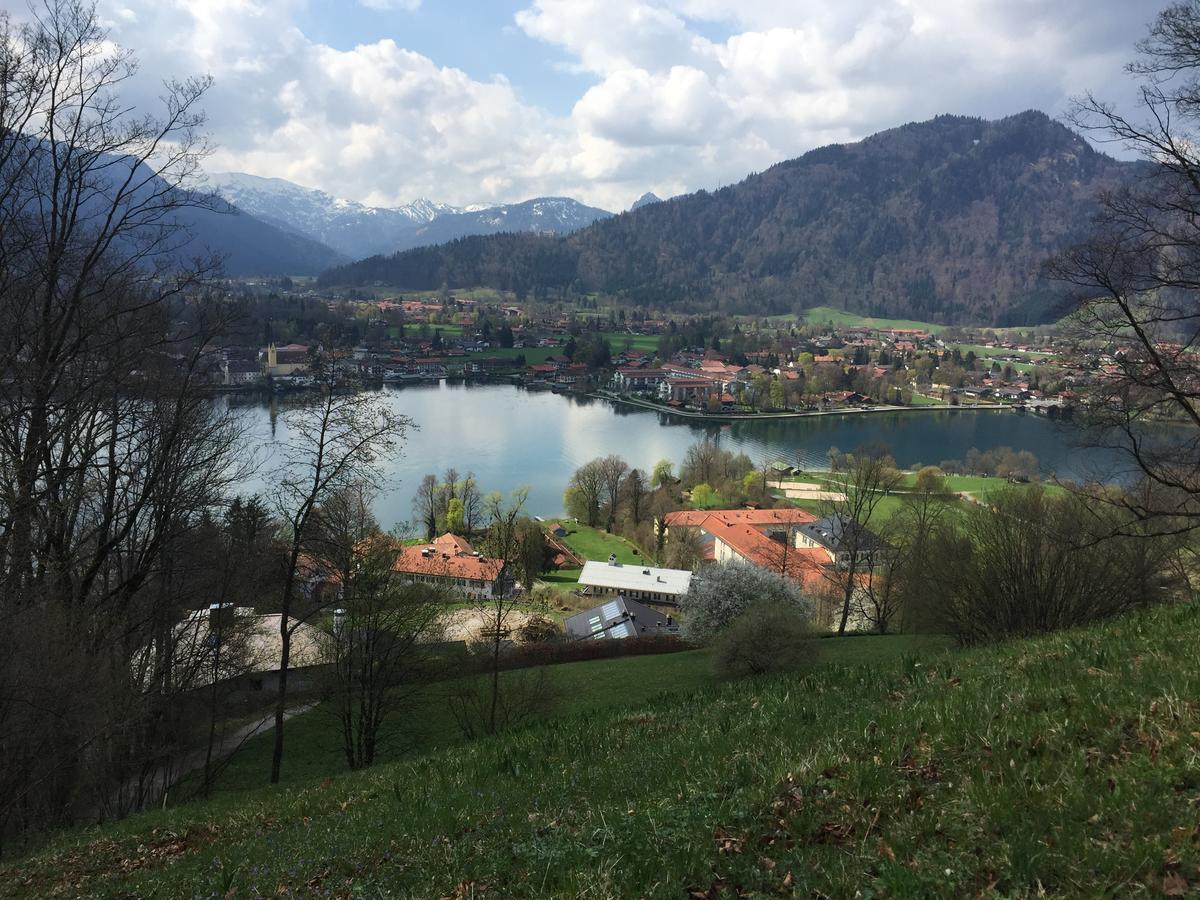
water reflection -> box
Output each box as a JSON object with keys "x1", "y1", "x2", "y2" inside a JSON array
[{"x1": 232, "y1": 382, "x2": 1127, "y2": 525}]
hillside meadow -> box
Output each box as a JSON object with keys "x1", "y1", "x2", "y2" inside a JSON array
[{"x1": 3, "y1": 603, "x2": 1197, "y2": 897}]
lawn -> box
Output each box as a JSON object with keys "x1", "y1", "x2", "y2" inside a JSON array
[
  {"x1": 538, "y1": 566, "x2": 582, "y2": 592},
  {"x1": 799, "y1": 306, "x2": 948, "y2": 333},
  {"x1": 559, "y1": 522, "x2": 646, "y2": 565},
  {"x1": 11, "y1": 603, "x2": 1198, "y2": 896},
  {"x1": 906, "y1": 391, "x2": 945, "y2": 406},
  {"x1": 605, "y1": 332, "x2": 661, "y2": 354}
]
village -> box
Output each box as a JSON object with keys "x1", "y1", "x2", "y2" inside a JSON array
[{"x1": 205, "y1": 284, "x2": 1151, "y2": 419}]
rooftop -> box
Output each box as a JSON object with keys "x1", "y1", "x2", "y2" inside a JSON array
[
  {"x1": 577, "y1": 559, "x2": 692, "y2": 596},
  {"x1": 564, "y1": 597, "x2": 679, "y2": 640}
]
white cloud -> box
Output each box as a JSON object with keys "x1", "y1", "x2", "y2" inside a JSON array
[
  {"x1": 358, "y1": 0, "x2": 421, "y2": 9},
  {"x1": 97, "y1": 0, "x2": 1167, "y2": 213}
]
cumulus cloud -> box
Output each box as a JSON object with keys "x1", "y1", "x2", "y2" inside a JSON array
[{"x1": 95, "y1": 0, "x2": 1167, "y2": 212}]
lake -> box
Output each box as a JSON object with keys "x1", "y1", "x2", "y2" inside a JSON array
[{"x1": 234, "y1": 382, "x2": 1131, "y2": 526}]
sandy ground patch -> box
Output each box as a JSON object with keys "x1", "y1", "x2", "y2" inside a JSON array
[
  {"x1": 768, "y1": 480, "x2": 823, "y2": 491},
  {"x1": 441, "y1": 607, "x2": 535, "y2": 642}
]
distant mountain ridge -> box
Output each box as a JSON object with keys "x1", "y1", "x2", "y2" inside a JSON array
[
  {"x1": 210, "y1": 173, "x2": 613, "y2": 260},
  {"x1": 317, "y1": 111, "x2": 1136, "y2": 325},
  {"x1": 630, "y1": 192, "x2": 662, "y2": 210}
]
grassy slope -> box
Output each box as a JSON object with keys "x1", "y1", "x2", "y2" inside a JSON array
[
  {"x1": 559, "y1": 523, "x2": 645, "y2": 566},
  {"x1": 173, "y1": 636, "x2": 943, "y2": 800},
  {"x1": 799, "y1": 306, "x2": 949, "y2": 333},
  {"x1": 7, "y1": 605, "x2": 1200, "y2": 897}
]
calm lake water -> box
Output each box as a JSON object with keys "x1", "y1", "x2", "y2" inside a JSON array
[{"x1": 233, "y1": 382, "x2": 1131, "y2": 526}]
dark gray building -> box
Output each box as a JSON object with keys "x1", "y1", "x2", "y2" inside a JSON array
[{"x1": 565, "y1": 596, "x2": 680, "y2": 641}]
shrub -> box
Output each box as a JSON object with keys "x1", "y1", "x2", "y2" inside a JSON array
[
  {"x1": 924, "y1": 487, "x2": 1173, "y2": 644},
  {"x1": 682, "y1": 559, "x2": 813, "y2": 644},
  {"x1": 711, "y1": 603, "x2": 819, "y2": 678},
  {"x1": 515, "y1": 615, "x2": 562, "y2": 644}
]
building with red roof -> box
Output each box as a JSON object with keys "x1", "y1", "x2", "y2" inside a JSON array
[{"x1": 391, "y1": 533, "x2": 507, "y2": 599}]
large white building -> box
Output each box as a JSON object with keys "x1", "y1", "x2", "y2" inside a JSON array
[{"x1": 577, "y1": 558, "x2": 692, "y2": 605}]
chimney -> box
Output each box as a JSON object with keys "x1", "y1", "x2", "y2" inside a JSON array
[
  {"x1": 208, "y1": 602, "x2": 235, "y2": 632},
  {"x1": 333, "y1": 608, "x2": 347, "y2": 634}
]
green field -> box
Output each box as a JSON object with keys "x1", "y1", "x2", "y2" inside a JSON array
[
  {"x1": 9, "y1": 603, "x2": 1198, "y2": 896},
  {"x1": 607, "y1": 332, "x2": 661, "y2": 353},
  {"x1": 558, "y1": 522, "x2": 646, "y2": 565},
  {"x1": 799, "y1": 306, "x2": 948, "y2": 333}
]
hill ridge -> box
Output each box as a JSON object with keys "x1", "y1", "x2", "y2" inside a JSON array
[{"x1": 319, "y1": 110, "x2": 1132, "y2": 325}]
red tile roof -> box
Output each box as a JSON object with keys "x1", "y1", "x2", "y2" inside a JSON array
[{"x1": 392, "y1": 534, "x2": 503, "y2": 583}]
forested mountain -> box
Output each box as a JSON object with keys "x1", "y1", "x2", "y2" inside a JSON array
[
  {"x1": 211, "y1": 173, "x2": 612, "y2": 259},
  {"x1": 318, "y1": 111, "x2": 1135, "y2": 324},
  {"x1": 181, "y1": 196, "x2": 347, "y2": 276}
]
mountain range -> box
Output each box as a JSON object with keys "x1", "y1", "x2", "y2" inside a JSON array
[
  {"x1": 209, "y1": 173, "x2": 613, "y2": 260},
  {"x1": 316, "y1": 111, "x2": 1135, "y2": 325}
]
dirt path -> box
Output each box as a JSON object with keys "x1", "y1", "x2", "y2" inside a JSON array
[{"x1": 103, "y1": 702, "x2": 315, "y2": 819}]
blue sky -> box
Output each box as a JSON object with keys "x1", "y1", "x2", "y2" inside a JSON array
[
  {"x1": 83, "y1": 0, "x2": 1171, "y2": 211},
  {"x1": 292, "y1": 1, "x2": 598, "y2": 115}
]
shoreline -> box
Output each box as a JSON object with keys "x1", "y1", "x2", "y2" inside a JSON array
[{"x1": 592, "y1": 391, "x2": 1017, "y2": 422}]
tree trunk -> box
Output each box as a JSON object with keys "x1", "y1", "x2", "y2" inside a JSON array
[{"x1": 270, "y1": 621, "x2": 291, "y2": 784}]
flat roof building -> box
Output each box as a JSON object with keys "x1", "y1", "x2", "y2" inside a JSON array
[{"x1": 577, "y1": 558, "x2": 692, "y2": 605}]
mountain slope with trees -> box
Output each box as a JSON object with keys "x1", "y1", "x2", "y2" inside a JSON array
[{"x1": 320, "y1": 111, "x2": 1134, "y2": 324}]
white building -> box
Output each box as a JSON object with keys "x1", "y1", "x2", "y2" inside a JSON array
[{"x1": 577, "y1": 558, "x2": 692, "y2": 605}]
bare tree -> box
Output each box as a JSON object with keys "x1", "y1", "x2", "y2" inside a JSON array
[
  {"x1": 855, "y1": 480, "x2": 947, "y2": 635},
  {"x1": 925, "y1": 488, "x2": 1171, "y2": 644},
  {"x1": 596, "y1": 454, "x2": 629, "y2": 530},
  {"x1": 269, "y1": 387, "x2": 412, "y2": 784},
  {"x1": 459, "y1": 474, "x2": 483, "y2": 535},
  {"x1": 1048, "y1": 3, "x2": 1200, "y2": 533},
  {"x1": 457, "y1": 488, "x2": 527, "y2": 737},
  {"x1": 0, "y1": 0, "x2": 254, "y2": 845},
  {"x1": 664, "y1": 525, "x2": 706, "y2": 570},
  {"x1": 329, "y1": 537, "x2": 446, "y2": 770},
  {"x1": 412, "y1": 474, "x2": 440, "y2": 541},
  {"x1": 623, "y1": 468, "x2": 647, "y2": 525},
  {"x1": 819, "y1": 445, "x2": 901, "y2": 634},
  {"x1": 565, "y1": 460, "x2": 604, "y2": 527}
]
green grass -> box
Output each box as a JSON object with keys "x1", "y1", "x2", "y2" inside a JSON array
[
  {"x1": 559, "y1": 522, "x2": 646, "y2": 565},
  {"x1": 176, "y1": 650, "x2": 719, "y2": 797},
  {"x1": 607, "y1": 332, "x2": 661, "y2": 353},
  {"x1": 538, "y1": 567, "x2": 582, "y2": 591},
  {"x1": 799, "y1": 306, "x2": 948, "y2": 334},
  {"x1": 9, "y1": 604, "x2": 1199, "y2": 896},
  {"x1": 907, "y1": 391, "x2": 945, "y2": 406}
]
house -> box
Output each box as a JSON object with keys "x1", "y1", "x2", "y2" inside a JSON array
[
  {"x1": 391, "y1": 533, "x2": 507, "y2": 599},
  {"x1": 565, "y1": 596, "x2": 680, "y2": 641},
  {"x1": 576, "y1": 558, "x2": 692, "y2": 605},
  {"x1": 223, "y1": 358, "x2": 260, "y2": 385},
  {"x1": 658, "y1": 377, "x2": 721, "y2": 405},
  {"x1": 795, "y1": 514, "x2": 887, "y2": 568},
  {"x1": 612, "y1": 367, "x2": 668, "y2": 393},
  {"x1": 663, "y1": 508, "x2": 831, "y2": 591}
]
